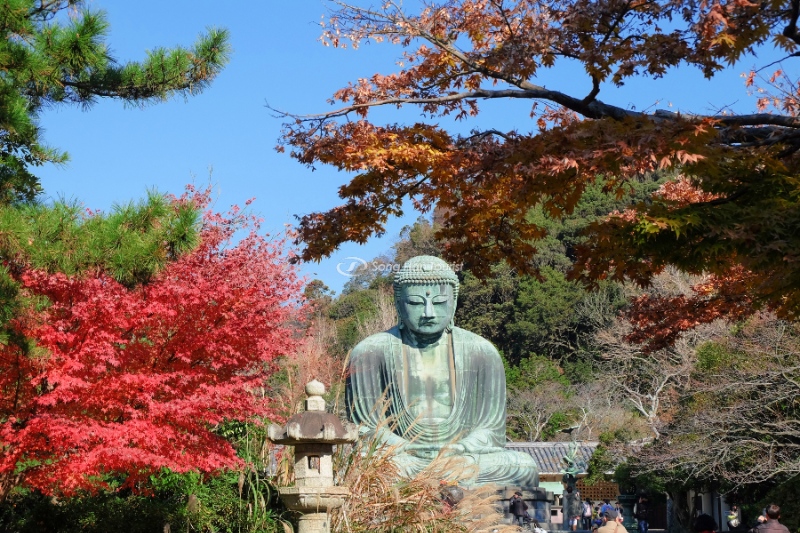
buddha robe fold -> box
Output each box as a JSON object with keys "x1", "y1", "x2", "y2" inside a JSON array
[{"x1": 346, "y1": 326, "x2": 538, "y2": 487}]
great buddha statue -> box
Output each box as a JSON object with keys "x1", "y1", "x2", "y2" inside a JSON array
[{"x1": 345, "y1": 256, "x2": 538, "y2": 487}]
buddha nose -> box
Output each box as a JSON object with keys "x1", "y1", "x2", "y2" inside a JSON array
[{"x1": 423, "y1": 299, "x2": 435, "y2": 317}]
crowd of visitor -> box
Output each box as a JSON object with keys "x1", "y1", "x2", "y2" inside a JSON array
[
  {"x1": 584, "y1": 496, "x2": 786, "y2": 533},
  {"x1": 510, "y1": 493, "x2": 790, "y2": 533}
]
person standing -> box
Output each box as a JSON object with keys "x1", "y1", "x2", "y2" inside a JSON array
[
  {"x1": 600, "y1": 499, "x2": 614, "y2": 516},
  {"x1": 510, "y1": 491, "x2": 529, "y2": 528},
  {"x1": 583, "y1": 498, "x2": 595, "y2": 530},
  {"x1": 598, "y1": 510, "x2": 629, "y2": 533},
  {"x1": 753, "y1": 504, "x2": 789, "y2": 533},
  {"x1": 727, "y1": 505, "x2": 741, "y2": 530},
  {"x1": 634, "y1": 495, "x2": 650, "y2": 533},
  {"x1": 565, "y1": 486, "x2": 581, "y2": 531}
]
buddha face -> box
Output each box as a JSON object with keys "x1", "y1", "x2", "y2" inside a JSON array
[{"x1": 397, "y1": 283, "x2": 455, "y2": 338}]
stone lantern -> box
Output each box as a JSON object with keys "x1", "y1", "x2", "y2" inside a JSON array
[{"x1": 268, "y1": 380, "x2": 358, "y2": 533}]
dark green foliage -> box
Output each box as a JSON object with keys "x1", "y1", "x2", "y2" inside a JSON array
[
  {"x1": 1, "y1": 192, "x2": 200, "y2": 284},
  {"x1": 561, "y1": 356, "x2": 595, "y2": 384},
  {"x1": 392, "y1": 215, "x2": 443, "y2": 264},
  {"x1": 504, "y1": 354, "x2": 575, "y2": 441},
  {"x1": 505, "y1": 353, "x2": 569, "y2": 391},
  {"x1": 304, "y1": 279, "x2": 335, "y2": 303},
  {"x1": 731, "y1": 476, "x2": 800, "y2": 532},
  {"x1": 456, "y1": 178, "x2": 658, "y2": 365},
  {"x1": 0, "y1": 0, "x2": 230, "y2": 204},
  {"x1": 0, "y1": 421, "x2": 288, "y2": 532},
  {"x1": 542, "y1": 412, "x2": 571, "y2": 442},
  {"x1": 0, "y1": 192, "x2": 200, "y2": 350},
  {"x1": 456, "y1": 264, "x2": 518, "y2": 349},
  {"x1": 528, "y1": 175, "x2": 666, "y2": 272},
  {"x1": 331, "y1": 287, "x2": 379, "y2": 321},
  {"x1": 0, "y1": 487, "x2": 178, "y2": 533},
  {"x1": 584, "y1": 440, "x2": 615, "y2": 486},
  {"x1": 506, "y1": 267, "x2": 588, "y2": 361},
  {"x1": 694, "y1": 341, "x2": 744, "y2": 372},
  {"x1": 0, "y1": 469, "x2": 284, "y2": 533},
  {"x1": 586, "y1": 430, "x2": 646, "y2": 486},
  {"x1": 328, "y1": 289, "x2": 384, "y2": 354},
  {"x1": 457, "y1": 265, "x2": 626, "y2": 365}
]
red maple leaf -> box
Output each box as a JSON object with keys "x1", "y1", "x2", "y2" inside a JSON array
[{"x1": 0, "y1": 188, "x2": 306, "y2": 498}]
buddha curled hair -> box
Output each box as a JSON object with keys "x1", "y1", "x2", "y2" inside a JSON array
[
  {"x1": 393, "y1": 256, "x2": 459, "y2": 330},
  {"x1": 393, "y1": 255, "x2": 459, "y2": 295}
]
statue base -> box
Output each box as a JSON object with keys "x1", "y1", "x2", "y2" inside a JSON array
[
  {"x1": 295, "y1": 512, "x2": 331, "y2": 533},
  {"x1": 498, "y1": 485, "x2": 553, "y2": 526}
]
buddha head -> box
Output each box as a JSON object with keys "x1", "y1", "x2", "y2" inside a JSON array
[{"x1": 393, "y1": 256, "x2": 459, "y2": 339}]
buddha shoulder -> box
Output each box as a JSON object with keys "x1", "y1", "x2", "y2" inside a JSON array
[{"x1": 350, "y1": 327, "x2": 401, "y2": 352}]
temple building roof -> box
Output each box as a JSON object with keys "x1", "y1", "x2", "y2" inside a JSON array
[{"x1": 505, "y1": 441, "x2": 598, "y2": 475}]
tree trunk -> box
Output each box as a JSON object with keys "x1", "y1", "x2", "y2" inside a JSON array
[
  {"x1": 667, "y1": 489, "x2": 693, "y2": 533},
  {"x1": 0, "y1": 472, "x2": 22, "y2": 505}
]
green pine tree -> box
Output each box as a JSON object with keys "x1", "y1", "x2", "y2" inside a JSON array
[
  {"x1": 0, "y1": 0, "x2": 228, "y2": 378},
  {"x1": 0, "y1": 191, "x2": 201, "y2": 347},
  {"x1": 0, "y1": 0, "x2": 230, "y2": 204}
]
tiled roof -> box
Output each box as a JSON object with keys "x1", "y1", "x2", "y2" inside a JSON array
[{"x1": 505, "y1": 441, "x2": 598, "y2": 475}]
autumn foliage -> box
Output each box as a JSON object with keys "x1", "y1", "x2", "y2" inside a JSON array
[
  {"x1": 280, "y1": 0, "x2": 800, "y2": 327},
  {"x1": 0, "y1": 189, "x2": 304, "y2": 501}
]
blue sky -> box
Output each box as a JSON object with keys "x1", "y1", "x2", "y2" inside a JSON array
[{"x1": 36, "y1": 1, "x2": 783, "y2": 294}]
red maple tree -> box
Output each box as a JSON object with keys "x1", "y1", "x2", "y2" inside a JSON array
[{"x1": 0, "y1": 189, "x2": 305, "y2": 500}]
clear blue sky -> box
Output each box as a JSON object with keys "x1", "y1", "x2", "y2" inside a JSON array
[{"x1": 36, "y1": 1, "x2": 783, "y2": 294}]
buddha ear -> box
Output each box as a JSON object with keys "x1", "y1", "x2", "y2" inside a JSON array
[
  {"x1": 448, "y1": 296, "x2": 457, "y2": 330},
  {"x1": 395, "y1": 300, "x2": 405, "y2": 329}
]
